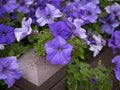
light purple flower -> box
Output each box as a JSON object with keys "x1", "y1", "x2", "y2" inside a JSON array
[
  {"x1": 44, "y1": 36, "x2": 73, "y2": 64},
  {"x1": 108, "y1": 31, "x2": 120, "y2": 53},
  {"x1": 0, "y1": 56, "x2": 22, "y2": 88},
  {"x1": 67, "y1": 18, "x2": 87, "y2": 39},
  {"x1": 15, "y1": 17, "x2": 32, "y2": 42},
  {"x1": 35, "y1": 4, "x2": 62, "y2": 26},
  {"x1": 105, "y1": 3, "x2": 120, "y2": 19},
  {"x1": 49, "y1": 21, "x2": 72, "y2": 39},
  {"x1": 112, "y1": 55, "x2": 120, "y2": 81},
  {"x1": 89, "y1": 35, "x2": 105, "y2": 57},
  {"x1": 0, "y1": 44, "x2": 4, "y2": 50}
]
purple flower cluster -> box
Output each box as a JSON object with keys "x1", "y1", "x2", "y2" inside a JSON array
[
  {"x1": 1, "y1": 0, "x2": 120, "y2": 87},
  {"x1": 63, "y1": 0, "x2": 101, "y2": 24},
  {"x1": 100, "y1": 3, "x2": 120, "y2": 35}
]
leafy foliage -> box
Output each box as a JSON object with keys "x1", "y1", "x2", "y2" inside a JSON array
[
  {"x1": 67, "y1": 59, "x2": 112, "y2": 90},
  {"x1": 34, "y1": 28, "x2": 52, "y2": 56}
]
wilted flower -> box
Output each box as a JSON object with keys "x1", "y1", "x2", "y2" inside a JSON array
[
  {"x1": 44, "y1": 36, "x2": 73, "y2": 64},
  {"x1": 0, "y1": 56, "x2": 22, "y2": 88},
  {"x1": 35, "y1": 4, "x2": 62, "y2": 26},
  {"x1": 0, "y1": 24, "x2": 15, "y2": 45},
  {"x1": 15, "y1": 17, "x2": 32, "y2": 42},
  {"x1": 49, "y1": 21, "x2": 72, "y2": 39},
  {"x1": 89, "y1": 34, "x2": 105, "y2": 57},
  {"x1": 112, "y1": 55, "x2": 120, "y2": 81}
]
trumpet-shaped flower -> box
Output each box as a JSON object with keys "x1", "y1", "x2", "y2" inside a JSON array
[
  {"x1": 35, "y1": 4, "x2": 62, "y2": 26},
  {"x1": 0, "y1": 24, "x2": 15, "y2": 45},
  {"x1": 49, "y1": 21, "x2": 72, "y2": 39},
  {"x1": 15, "y1": 17, "x2": 32, "y2": 42},
  {"x1": 44, "y1": 36, "x2": 73, "y2": 64},
  {"x1": 0, "y1": 56, "x2": 22, "y2": 88},
  {"x1": 112, "y1": 55, "x2": 120, "y2": 81}
]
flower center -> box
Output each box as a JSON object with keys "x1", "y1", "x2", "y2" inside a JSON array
[
  {"x1": 46, "y1": 14, "x2": 51, "y2": 19},
  {"x1": 20, "y1": 2, "x2": 25, "y2": 6},
  {"x1": 57, "y1": 47, "x2": 62, "y2": 51},
  {"x1": 1, "y1": 32, "x2": 7, "y2": 36},
  {"x1": 2, "y1": 0, "x2": 7, "y2": 5},
  {"x1": 2, "y1": 67, "x2": 7, "y2": 73}
]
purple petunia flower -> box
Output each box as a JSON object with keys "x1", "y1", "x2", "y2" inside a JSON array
[
  {"x1": 35, "y1": 4, "x2": 62, "y2": 26},
  {"x1": 49, "y1": 21, "x2": 72, "y2": 39},
  {"x1": 75, "y1": 2, "x2": 101, "y2": 23},
  {"x1": 0, "y1": 0, "x2": 17, "y2": 18},
  {"x1": 0, "y1": 24, "x2": 15, "y2": 45},
  {"x1": 44, "y1": 36, "x2": 73, "y2": 64},
  {"x1": 15, "y1": 17, "x2": 32, "y2": 42},
  {"x1": 1, "y1": 0, "x2": 18, "y2": 13},
  {"x1": 108, "y1": 31, "x2": 120, "y2": 53},
  {"x1": 100, "y1": 14, "x2": 119, "y2": 34},
  {"x1": 105, "y1": 3, "x2": 120, "y2": 19},
  {"x1": 63, "y1": 2, "x2": 77, "y2": 19},
  {"x1": 17, "y1": 0, "x2": 34, "y2": 13},
  {"x1": 67, "y1": 18, "x2": 87, "y2": 39},
  {"x1": 0, "y1": 56, "x2": 22, "y2": 88},
  {"x1": 112, "y1": 55, "x2": 120, "y2": 81}
]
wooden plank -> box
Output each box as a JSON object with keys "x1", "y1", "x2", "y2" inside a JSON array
[
  {"x1": 51, "y1": 78, "x2": 66, "y2": 90},
  {"x1": 6, "y1": 86, "x2": 21, "y2": 90}
]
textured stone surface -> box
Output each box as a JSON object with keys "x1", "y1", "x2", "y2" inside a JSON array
[{"x1": 18, "y1": 49, "x2": 65, "y2": 86}]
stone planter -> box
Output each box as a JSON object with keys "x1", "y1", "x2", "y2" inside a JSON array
[
  {"x1": 7, "y1": 48, "x2": 120, "y2": 90},
  {"x1": 7, "y1": 49, "x2": 66, "y2": 90}
]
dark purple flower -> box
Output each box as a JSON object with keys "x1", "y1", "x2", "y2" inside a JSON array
[
  {"x1": 112, "y1": 55, "x2": 120, "y2": 81},
  {"x1": 91, "y1": 77, "x2": 98, "y2": 84},
  {"x1": 44, "y1": 36, "x2": 73, "y2": 64},
  {"x1": 9, "y1": 12, "x2": 18, "y2": 20},
  {"x1": 105, "y1": 3, "x2": 120, "y2": 19},
  {"x1": 100, "y1": 14, "x2": 119, "y2": 34},
  {"x1": 0, "y1": 56, "x2": 22, "y2": 88},
  {"x1": 49, "y1": 21, "x2": 72, "y2": 39},
  {"x1": 108, "y1": 31, "x2": 120, "y2": 52},
  {"x1": 17, "y1": 0, "x2": 34, "y2": 13},
  {"x1": 0, "y1": 24, "x2": 15, "y2": 45},
  {"x1": 35, "y1": 4, "x2": 62, "y2": 26},
  {"x1": 63, "y1": 2, "x2": 77, "y2": 18}
]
